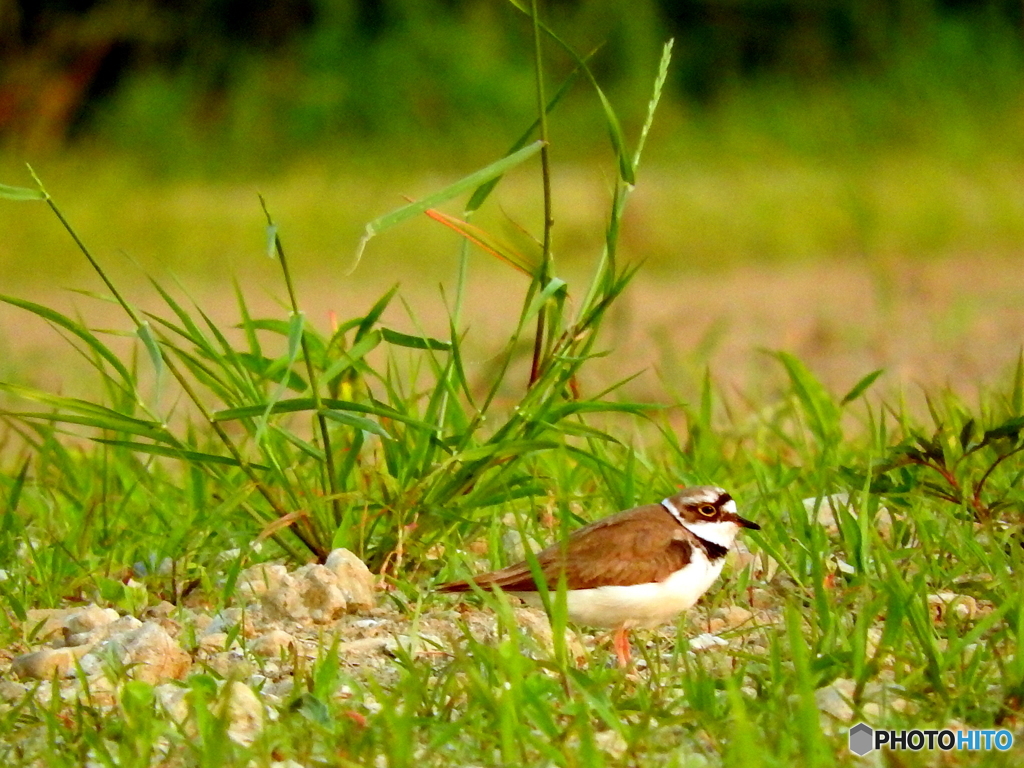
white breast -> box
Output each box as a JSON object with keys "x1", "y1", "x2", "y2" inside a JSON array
[{"x1": 512, "y1": 548, "x2": 725, "y2": 630}]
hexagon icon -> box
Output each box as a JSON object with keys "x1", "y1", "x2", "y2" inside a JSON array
[{"x1": 849, "y1": 723, "x2": 874, "y2": 756}]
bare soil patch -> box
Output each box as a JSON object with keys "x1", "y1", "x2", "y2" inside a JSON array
[{"x1": 3, "y1": 254, "x2": 1022, "y2": 409}]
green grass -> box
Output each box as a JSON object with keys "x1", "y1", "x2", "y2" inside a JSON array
[
  {"x1": 6, "y1": 17, "x2": 1024, "y2": 286},
  {"x1": 3, "y1": 11, "x2": 1024, "y2": 767},
  {"x1": 7, "y1": 99, "x2": 1024, "y2": 287}
]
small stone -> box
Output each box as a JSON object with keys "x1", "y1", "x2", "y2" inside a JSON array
[
  {"x1": 218, "y1": 548, "x2": 243, "y2": 563},
  {"x1": 928, "y1": 592, "x2": 978, "y2": 621},
  {"x1": 64, "y1": 604, "x2": 120, "y2": 635},
  {"x1": 263, "y1": 677, "x2": 295, "y2": 700},
  {"x1": 223, "y1": 681, "x2": 264, "y2": 746},
  {"x1": 203, "y1": 609, "x2": 255, "y2": 638},
  {"x1": 92, "y1": 621, "x2": 191, "y2": 684},
  {"x1": 713, "y1": 605, "x2": 754, "y2": 630},
  {"x1": 24, "y1": 608, "x2": 77, "y2": 642},
  {"x1": 833, "y1": 558, "x2": 856, "y2": 575},
  {"x1": 467, "y1": 539, "x2": 489, "y2": 556},
  {"x1": 511, "y1": 607, "x2": 586, "y2": 660},
  {"x1": 262, "y1": 565, "x2": 340, "y2": 623},
  {"x1": 248, "y1": 672, "x2": 269, "y2": 688},
  {"x1": 251, "y1": 629, "x2": 296, "y2": 658},
  {"x1": 107, "y1": 615, "x2": 145, "y2": 635},
  {"x1": 806, "y1": 493, "x2": 893, "y2": 537},
  {"x1": 0, "y1": 680, "x2": 29, "y2": 701},
  {"x1": 501, "y1": 530, "x2": 527, "y2": 561},
  {"x1": 706, "y1": 618, "x2": 727, "y2": 634},
  {"x1": 143, "y1": 601, "x2": 176, "y2": 620},
  {"x1": 237, "y1": 563, "x2": 288, "y2": 600},
  {"x1": 12, "y1": 646, "x2": 90, "y2": 679},
  {"x1": 816, "y1": 678, "x2": 856, "y2": 722},
  {"x1": 198, "y1": 632, "x2": 231, "y2": 653},
  {"x1": 688, "y1": 633, "x2": 729, "y2": 652},
  {"x1": 594, "y1": 730, "x2": 628, "y2": 759},
  {"x1": 65, "y1": 614, "x2": 144, "y2": 649},
  {"x1": 382, "y1": 633, "x2": 445, "y2": 658},
  {"x1": 338, "y1": 637, "x2": 390, "y2": 657},
  {"x1": 155, "y1": 683, "x2": 189, "y2": 725},
  {"x1": 206, "y1": 651, "x2": 254, "y2": 679},
  {"x1": 324, "y1": 549, "x2": 376, "y2": 611},
  {"x1": 730, "y1": 540, "x2": 757, "y2": 570},
  {"x1": 262, "y1": 557, "x2": 377, "y2": 624},
  {"x1": 152, "y1": 617, "x2": 183, "y2": 638}
]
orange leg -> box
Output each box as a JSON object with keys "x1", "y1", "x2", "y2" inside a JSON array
[{"x1": 612, "y1": 626, "x2": 632, "y2": 667}]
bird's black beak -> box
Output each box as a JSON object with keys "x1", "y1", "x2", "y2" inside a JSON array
[{"x1": 737, "y1": 515, "x2": 760, "y2": 531}]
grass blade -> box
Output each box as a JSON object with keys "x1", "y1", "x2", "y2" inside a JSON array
[
  {"x1": 90, "y1": 439, "x2": 270, "y2": 470},
  {"x1": 353, "y1": 141, "x2": 544, "y2": 269},
  {"x1": 841, "y1": 369, "x2": 884, "y2": 405},
  {"x1": 0, "y1": 294, "x2": 133, "y2": 385},
  {"x1": 0, "y1": 182, "x2": 46, "y2": 201}
]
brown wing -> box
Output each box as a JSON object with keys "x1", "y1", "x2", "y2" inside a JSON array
[{"x1": 438, "y1": 504, "x2": 694, "y2": 592}]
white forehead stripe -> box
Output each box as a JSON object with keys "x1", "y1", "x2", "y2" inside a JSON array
[{"x1": 660, "y1": 497, "x2": 685, "y2": 526}]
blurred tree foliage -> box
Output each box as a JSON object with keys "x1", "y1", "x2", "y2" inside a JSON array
[{"x1": 1, "y1": 0, "x2": 1021, "y2": 167}]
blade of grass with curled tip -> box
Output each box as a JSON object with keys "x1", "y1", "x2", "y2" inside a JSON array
[
  {"x1": 352, "y1": 141, "x2": 544, "y2": 272},
  {"x1": 422, "y1": 208, "x2": 537, "y2": 277}
]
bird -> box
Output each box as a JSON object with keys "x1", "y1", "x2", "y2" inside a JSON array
[{"x1": 437, "y1": 486, "x2": 759, "y2": 666}]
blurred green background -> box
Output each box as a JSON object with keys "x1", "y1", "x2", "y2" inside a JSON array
[{"x1": 2, "y1": 0, "x2": 1024, "y2": 283}]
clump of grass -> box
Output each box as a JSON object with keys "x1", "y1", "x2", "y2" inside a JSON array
[
  {"x1": 0, "y1": 9, "x2": 672, "y2": 579},
  {"x1": 845, "y1": 360, "x2": 1024, "y2": 522}
]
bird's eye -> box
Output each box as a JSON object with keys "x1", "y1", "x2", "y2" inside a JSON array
[{"x1": 698, "y1": 504, "x2": 716, "y2": 517}]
